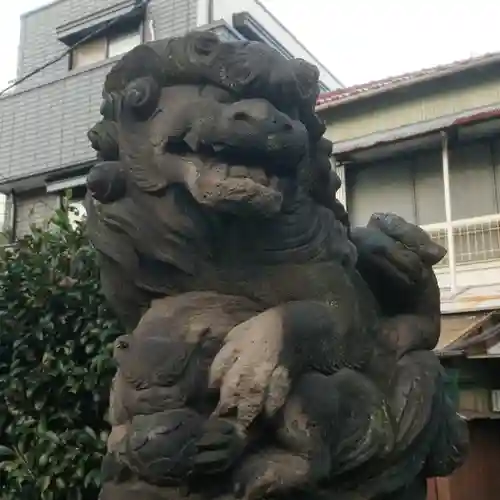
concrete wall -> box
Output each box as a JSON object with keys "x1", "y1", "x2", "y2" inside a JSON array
[{"x1": 14, "y1": 191, "x2": 61, "y2": 238}]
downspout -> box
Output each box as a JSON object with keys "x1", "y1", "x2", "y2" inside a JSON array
[
  {"x1": 208, "y1": 0, "x2": 214, "y2": 23},
  {"x1": 8, "y1": 190, "x2": 17, "y2": 243},
  {"x1": 441, "y1": 130, "x2": 457, "y2": 292},
  {"x1": 147, "y1": 18, "x2": 156, "y2": 41},
  {"x1": 196, "y1": 0, "x2": 213, "y2": 26}
]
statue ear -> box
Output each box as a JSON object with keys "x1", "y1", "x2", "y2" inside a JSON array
[{"x1": 123, "y1": 76, "x2": 161, "y2": 121}]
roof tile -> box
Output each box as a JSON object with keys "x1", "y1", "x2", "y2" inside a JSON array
[{"x1": 316, "y1": 51, "x2": 500, "y2": 108}]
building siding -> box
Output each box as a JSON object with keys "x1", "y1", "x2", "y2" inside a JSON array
[
  {"x1": 0, "y1": 63, "x2": 110, "y2": 181},
  {"x1": 15, "y1": 191, "x2": 61, "y2": 238},
  {"x1": 147, "y1": 0, "x2": 198, "y2": 40},
  {"x1": 324, "y1": 70, "x2": 500, "y2": 143},
  {"x1": 0, "y1": 0, "x2": 198, "y2": 184},
  {"x1": 17, "y1": 0, "x2": 128, "y2": 90},
  {"x1": 16, "y1": 0, "x2": 198, "y2": 90}
]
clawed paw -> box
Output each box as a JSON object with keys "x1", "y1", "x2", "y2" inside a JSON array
[
  {"x1": 194, "y1": 418, "x2": 246, "y2": 474},
  {"x1": 209, "y1": 310, "x2": 292, "y2": 427}
]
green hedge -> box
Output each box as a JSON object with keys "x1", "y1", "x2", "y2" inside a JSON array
[{"x1": 0, "y1": 207, "x2": 120, "y2": 499}]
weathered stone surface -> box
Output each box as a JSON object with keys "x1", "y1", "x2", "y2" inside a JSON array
[{"x1": 86, "y1": 31, "x2": 468, "y2": 500}]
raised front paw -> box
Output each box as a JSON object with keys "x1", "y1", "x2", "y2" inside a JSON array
[
  {"x1": 209, "y1": 309, "x2": 291, "y2": 428},
  {"x1": 368, "y1": 213, "x2": 446, "y2": 267},
  {"x1": 193, "y1": 418, "x2": 246, "y2": 474}
]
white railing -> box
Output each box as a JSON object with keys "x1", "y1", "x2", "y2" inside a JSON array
[{"x1": 422, "y1": 214, "x2": 500, "y2": 267}]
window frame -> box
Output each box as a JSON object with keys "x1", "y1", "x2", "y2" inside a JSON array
[{"x1": 69, "y1": 22, "x2": 144, "y2": 71}]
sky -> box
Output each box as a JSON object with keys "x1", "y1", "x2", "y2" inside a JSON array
[{"x1": 3, "y1": 0, "x2": 500, "y2": 91}]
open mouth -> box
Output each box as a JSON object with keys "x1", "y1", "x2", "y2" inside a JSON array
[
  {"x1": 161, "y1": 139, "x2": 295, "y2": 215},
  {"x1": 205, "y1": 162, "x2": 281, "y2": 188}
]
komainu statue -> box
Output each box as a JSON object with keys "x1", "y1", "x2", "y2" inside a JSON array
[{"x1": 85, "y1": 31, "x2": 468, "y2": 500}]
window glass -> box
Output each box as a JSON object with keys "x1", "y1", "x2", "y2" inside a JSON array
[
  {"x1": 71, "y1": 37, "x2": 107, "y2": 69},
  {"x1": 210, "y1": 25, "x2": 241, "y2": 42},
  {"x1": 68, "y1": 201, "x2": 87, "y2": 228},
  {"x1": 70, "y1": 28, "x2": 142, "y2": 70},
  {"x1": 108, "y1": 30, "x2": 142, "y2": 58}
]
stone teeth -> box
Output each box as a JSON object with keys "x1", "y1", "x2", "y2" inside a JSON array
[
  {"x1": 224, "y1": 165, "x2": 271, "y2": 185},
  {"x1": 228, "y1": 165, "x2": 250, "y2": 178},
  {"x1": 248, "y1": 167, "x2": 269, "y2": 185}
]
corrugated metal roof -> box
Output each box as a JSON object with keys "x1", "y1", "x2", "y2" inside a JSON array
[{"x1": 316, "y1": 51, "x2": 500, "y2": 110}]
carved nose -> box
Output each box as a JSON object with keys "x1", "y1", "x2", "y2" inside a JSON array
[{"x1": 226, "y1": 99, "x2": 295, "y2": 134}]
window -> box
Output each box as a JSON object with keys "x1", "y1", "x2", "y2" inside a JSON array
[
  {"x1": 108, "y1": 30, "x2": 142, "y2": 58},
  {"x1": 67, "y1": 186, "x2": 87, "y2": 229},
  {"x1": 71, "y1": 38, "x2": 107, "y2": 69},
  {"x1": 70, "y1": 28, "x2": 142, "y2": 70},
  {"x1": 68, "y1": 200, "x2": 87, "y2": 228}
]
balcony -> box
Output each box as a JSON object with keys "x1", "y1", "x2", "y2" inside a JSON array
[{"x1": 422, "y1": 214, "x2": 500, "y2": 313}]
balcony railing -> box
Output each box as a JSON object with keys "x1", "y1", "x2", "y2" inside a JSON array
[
  {"x1": 422, "y1": 214, "x2": 500, "y2": 267},
  {"x1": 421, "y1": 214, "x2": 500, "y2": 312}
]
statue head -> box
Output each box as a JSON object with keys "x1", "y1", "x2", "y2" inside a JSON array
[{"x1": 87, "y1": 31, "x2": 329, "y2": 217}]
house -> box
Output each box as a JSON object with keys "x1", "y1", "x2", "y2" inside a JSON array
[
  {"x1": 0, "y1": 0, "x2": 343, "y2": 238},
  {"x1": 317, "y1": 52, "x2": 500, "y2": 317},
  {"x1": 316, "y1": 54, "x2": 500, "y2": 500}
]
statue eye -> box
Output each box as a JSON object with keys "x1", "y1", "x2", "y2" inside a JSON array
[{"x1": 123, "y1": 76, "x2": 161, "y2": 121}]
